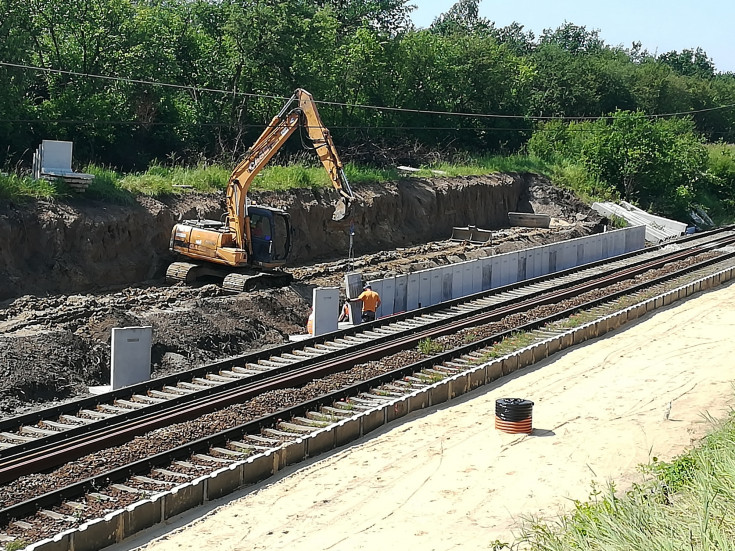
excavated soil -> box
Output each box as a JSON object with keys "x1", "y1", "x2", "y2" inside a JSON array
[{"x1": 0, "y1": 174, "x2": 603, "y2": 417}]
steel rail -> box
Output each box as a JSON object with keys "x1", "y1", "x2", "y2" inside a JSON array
[{"x1": 3, "y1": 245, "x2": 735, "y2": 526}]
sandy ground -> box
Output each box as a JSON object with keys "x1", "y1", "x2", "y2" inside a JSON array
[{"x1": 117, "y1": 281, "x2": 735, "y2": 551}]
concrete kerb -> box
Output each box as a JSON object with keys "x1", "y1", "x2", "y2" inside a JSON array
[{"x1": 37, "y1": 266, "x2": 735, "y2": 551}]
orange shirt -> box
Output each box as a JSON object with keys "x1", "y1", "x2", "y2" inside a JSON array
[{"x1": 358, "y1": 289, "x2": 381, "y2": 312}]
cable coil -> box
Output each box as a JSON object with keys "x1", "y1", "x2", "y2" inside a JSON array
[{"x1": 495, "y1": 398, "x2": 534, "y2": 434}]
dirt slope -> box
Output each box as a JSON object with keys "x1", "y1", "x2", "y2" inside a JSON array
[{"x1": 0, "y1": 174, "x2": 603, "y2": 417}]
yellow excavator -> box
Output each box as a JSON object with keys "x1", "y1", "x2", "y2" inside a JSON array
[{"x1": 166, "y1": 88, "x2": 355, "y2": 292}]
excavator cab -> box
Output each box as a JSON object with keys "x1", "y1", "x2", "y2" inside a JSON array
[{"x1": 248, "y1": 206, "x2": 291, "y2": 268}]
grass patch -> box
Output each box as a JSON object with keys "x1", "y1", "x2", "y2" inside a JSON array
[
  {"x1": 514, "y1": 411, "x2": 735, "y2": 550},
  {"x1": 0, "y1": 172, "x2": 56, "y2": 201},
  {"x1": 418, "y1": 337, "x2": 444, "y2": 355}
]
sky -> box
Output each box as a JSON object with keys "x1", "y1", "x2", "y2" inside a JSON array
[{"x1": 410, "y1": 0, "x2": 735, "y2": 74}]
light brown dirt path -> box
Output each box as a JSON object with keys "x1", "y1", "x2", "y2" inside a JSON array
[{"x1": 119, "y1": 282, "x2": 735, "y2": 551}]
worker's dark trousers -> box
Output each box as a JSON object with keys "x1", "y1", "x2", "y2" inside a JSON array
[{"x1": 362, "y1": 311, "x2": 376, "y2": 322}]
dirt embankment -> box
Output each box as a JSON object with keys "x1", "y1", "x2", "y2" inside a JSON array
[
  {"x1": 0, "y1": 173, "x2": 604, "y2": 416},
  {"x1": 0, "y1": 173, "x2": 553, "y2": 300}
]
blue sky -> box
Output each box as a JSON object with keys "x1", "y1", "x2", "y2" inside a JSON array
[{"x1": 410, "y1": 0, "x2": 735, "y2": 73}]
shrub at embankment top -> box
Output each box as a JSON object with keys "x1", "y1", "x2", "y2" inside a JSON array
[{"x1": 527, "y1": 110, "x2": 714, "y2": 221}]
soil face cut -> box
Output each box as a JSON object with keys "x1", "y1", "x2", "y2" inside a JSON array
[{"x1": 0, "y1": 173, "x2": 604, "y2": 417}]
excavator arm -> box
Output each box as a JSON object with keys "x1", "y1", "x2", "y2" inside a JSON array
[{"x1": 225, "y1": 88, "x2": 355, "y2": 251}]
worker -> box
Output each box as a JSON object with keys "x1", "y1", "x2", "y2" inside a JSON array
[
  {"x1": 306, "y1": 308, "x2": 314, "y2": 335},
  {"x1": 252, "y1": 217, "x2": 265, "y2": 238},
  {"x1": 338, "y1": 301, "x2": 350, "y2": 322},
  {"x1": 357, "y1": 284, "x2": 381, "y2": 322}
]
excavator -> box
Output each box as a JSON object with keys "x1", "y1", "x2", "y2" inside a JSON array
[{"x1": 166, "y1": 88, "x2": 355, "y2": 293}]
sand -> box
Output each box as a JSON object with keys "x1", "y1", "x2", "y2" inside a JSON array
[{"x1": 118, "y1": 281, "x2": 735, "y2": 551}]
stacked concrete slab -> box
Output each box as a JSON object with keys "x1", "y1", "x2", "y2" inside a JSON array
[
  {"x1": 369, "y1": 226, "x2": 646, "y2": 318},
  {"x1": 592, "y1": 201, "x2": 687, "y2": 243},
  {"x1": 32, "y1": 140, "x2": 95, "y2": 192}
]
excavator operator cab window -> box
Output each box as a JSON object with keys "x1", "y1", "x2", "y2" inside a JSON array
[{"x1": 250, "y1": 213, "x2": 272, "y2": 262}]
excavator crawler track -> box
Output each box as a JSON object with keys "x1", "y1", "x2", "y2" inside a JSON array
[
  {"x1": 165, "y1": 262, "x2": 200, "y2": 284},
  {"x1": 222, "y1": 271, "x2": 293, "y2": 294}
]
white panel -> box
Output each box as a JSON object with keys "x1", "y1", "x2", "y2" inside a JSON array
[
  {"x1": 462, "y1": 261, "x2": 475, "y2": 296},
  {"x1": 501, "y1": 251, "x2": 519, "y2": 286},
  {"x1": 626, "y1": 225, "x2": 646, "y2": 252},
  {"x1": 600, "y1": 232, "x2": 610, "y2": 259},
  {"x1": 490, "y1": 256, "x2": 503, "y2": 288},
  {"x1": 378, "y1": 277, "x2": 395, "y2": 318},
  {"x1": 419, "y1": 270, "x2": 432, "y2": 308},
  {"x1": 312, "y1": 287, "x2": 339, "y2": 336},
  {"x1": 586, "y1": 235, "x2": 602, "y2": 263},
  {"x1": 481, "y1": 257, "x2": 493, "y2": 290},
  {"x1": 394, "y1": 274, "x2": 408, "y2": 314},
  {"x1": 366, "y1": 279, "x2": 384, "y2": 319},
  {"x1": 538, "y1": 245, "x2": 550, "y2": 276},
  {"x1": 611, "y1": 228, "x2": 626, "y2": 256},
  {"x1": 451, "y1": 264, "x2": 463, "y2": 299},
  {"x1": 407, "y1": 273, "x2": 420, "y2": 311},
  {"x1": 471, "y1": 259, "x2": 483, "y2": 294},
  {"x1": 442, "y1": 267, "x2": 454, "y2": 302},
  {"x1": 430, "y1": 268, "x2": 442, "y2": 305},
  {"x1": 516, "y1": 251, "x2": 528, "y2": 282},
  {"x1": 344, "y1": 272, "x2": 363, "y2": 299},
  {"x1": 111, "y1": 326, "x2": 152, "y2": 390}
]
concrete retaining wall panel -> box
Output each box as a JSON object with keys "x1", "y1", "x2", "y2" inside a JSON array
[
  {"x1": 387, "y1": 397, "x2": 409, "y2": 422},
  {"x1": 595, "y1": 318, "x2": 608, "y2": 336},
  {"x1": 547, "y1": 336, "x2": 561, "y2": 356},
  {"x1": 572, "y1": 326, "x2": 588, "y2": 345},
  {"x1": 207, "y1": 464, "x2": 243, "y2": 501},
  {"x1": 490, "y1": 256, "x2": 503, "y2": 289},
  {"x1": 281, "y1": 438, "x2": 307, "y2": 467},
  {"x1": 394, "y1": 274, "x2": 408, "y2": 314},
  {"x1": 312, "y1": 286, "x2": 339, "y2": 336},
  {"x1": 516, "y1": 253, "x2": 527, "y2": 282},
  {"x1": 663, "y1": 292, "x2": 673, "y2": 306},
  {"x1": 486, "y1": 360, "x2": 503, "y2": 383},
  {"x1": 122, "y1": 496, "x2": 164, "y2": 540},
  {"x1": 449, "y1": 373, "x2": 470, "y2": 398},
  {"x1": 418, "y1": 271, "x2": 431, "y2": 309},
  {"x1": 27, "y1": 531, "x2": 73, "y2": 551},
  {"x1": 73, "y1": 511, "x2": 123, "y2": 551},
  {"x1": 533, "y1": 341, "x2": 548, "y2": 363},
  {"x1": 461, "y1": 261, "x2": 475, "y2": 296},
  {"x1": 501, "y1": 355, "x2": 519, "y2": 376},
  {"x1": 469, "y1": 365, "x2": 489, "y2": 388},
  {"x1": 408, "y1": 388, "x2": 431, "y2": 412},
  {"x1": 481, "y1": 257, "x2": 493, "y2": 290},
  {"x1": 560, "y1": 332, "x2": 573, "y2": 349},
  {"x1": 361, "y1": 407, "x2": 386, "y2": 436},
  {"x1": 306, "y1": 428, "x2": 336, "y2": 457},
  {"x1": 517, "y1": 347, "x2": 534, "y2": 369},
  {"x1": 470, "y1": 259, "x2": 482, "y2": 294},
  {"x1": 163, "y1": 480, "x2": 205, "y2": 520},
  {"x1": 430, "y1": 269, "x2": 442, "y2": 305},
  {"x1": 334, "y1": 418, "x2": 361, "y2": 447},
  {"x1": 451, "y1": 264, "x2": 462, "y2": 299},
  {"x1": 501, "y1": 252, "x2": 519, "y2": 286},
  {"x1": 375, "y1": 277, "x2": 394, "y2": 318},
  {"x1": 242, "y1": 451, "x2": 275, "y2": 484},
  {"x1": 430, "y1": 379, "x2": 450, "y2": 405}
]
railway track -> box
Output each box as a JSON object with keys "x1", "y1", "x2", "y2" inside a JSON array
[{"x1": 2, "y1": 227, "x2": 735, "y2": 548}]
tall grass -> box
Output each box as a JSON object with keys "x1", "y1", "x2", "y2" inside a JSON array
[
  {"x1": 513, "y1": 412, "x2": 735, "y2": 550},
  {"x1": 0, "y1": 172, "x2": 56, "y2": 200}
]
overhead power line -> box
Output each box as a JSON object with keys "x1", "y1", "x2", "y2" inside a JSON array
[{"x1": 2, "y1": 60, "x2": 735, "y2": 122}]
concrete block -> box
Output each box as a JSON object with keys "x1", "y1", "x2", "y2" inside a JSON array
[
  {"x1": 242, "y1": 451, "x2": 275, "y2": 485},
  {"x1": 164, "y1": 479, "x2": 205, "y2": 520},
  {"x1": 595, "y1": 318, "x2": 608, "y2": 337},
  {"x1": 306, "y1": 427, "x2": 336, "y2": 457},
  {"x1": 394, "y1": 274, "x2": 408, "y2": 314},
  {"x1": 122, "y1": 495, "x2": 164, "y2": 540},
  {"x1": 207, "y1": 463, "x2": 243, "y2": 501},
  {"x1": 27, "y1": 530, "x2": 74, "y2": 551},
  {"x1": 637, "y1": 303, "x2": 648, "y2": 317},
  {"x1": 469, "y1": 365, "x2": 489, "y2": 388},
  {"x1": 501, "y1": 355, "x2": 519, "y2": 376},
  {"x1": 451, "y1": 264, "x2": 463, "y2": 299},
  {"x1": 481, "y1": 257, "x2": 493, "y2": 290},
  {"x1": 407, "y1": 273, "x2": 420, "y2": 311},
  {"x1": 334, "y1": 417, "x2": 361, "y2": 447},
  {"x1": 361, "y1": 407, "x2": 386, "y2": 436},
  {"x1": 654, "y1": 295, "x2": 664, "y2": 309},
  {"x1": 663, "y1": 292, "x2": 673, "y2": 306},
  {"x1": 560, "y1": 332, "x2": 573, "y2": 350},
  {"x1": 73, "y1": 510, "x2": 123, "y2": 551},
  {"x1": 645, "y1": 299, "x2": 655, "y2": 313},
  {"x1": 572, "y1": 326, "x2": 588, "y2": 345},
  {"x1": 430, "y1": 379, "x2": 450, "y2": 406},
  {"x1": 693, "y1": 281, "x2": 701, "y2": 293},
  {"x1": 546, "y1": 336, "x2": 561, "y2": 356},
  {"x1": 387, "y1": 397, "x2": 409, "y2": 423},
  {"x1": 111, "y1": 326, "x2": 152, "y2": 390},
  {"x1": 313, "y1": 287, "x2": 339, "y2": 336},
  {"x1": 532, "y1": 341, "x2": 548, "y2": 363},
  {"x1": 430, "y1": 268, "x2": 443, "y2": 305},
  {"x1": 408, "y1": 388, "x2": 430, "y2": 412},
  {"x1": 379, "y1": 276, "x2": 396, "y2": 317},
  {"x1": 485, "y1": 359, "x2": 503, "y2": 381},
  {"x1": 418, "y1": 270, "x2": 431, "y2": 309},
  {"x1": 470, "y1": 259, "x2": 482, "y2": 294},
  {"x1": 281, "y1": 437, "x2": 306, "y2": 467},
  {"x1": 517, "y1": 347, "x2": 534, "y2": 369},
  {"x1": 449, "y1": 373, "x2": 470, "y2": 398},
  {"x1": 442, "y1": 269, "x2": 454, "y2": 302},
  {"x1": 344, "y1": 272, "x2": 363, "y2": 299}
]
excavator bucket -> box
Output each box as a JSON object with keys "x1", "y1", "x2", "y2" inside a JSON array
[{"x1": 332, "y1": 198, "x2": 351, "y2": 221}]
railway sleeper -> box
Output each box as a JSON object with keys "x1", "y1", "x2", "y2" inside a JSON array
[
  {"x1": 291, "y1": 416, "x2": 329, "y2": 428},
  {"x1": 58, "y1": 414, "x2": 96, "y2": 425},
  {"x1": 153, "y1": 468, "x2": 194, "y2": 481},
  {"x1": 278, "y1": 422, "x2": 316, "y2": 434},
  {"x1": 133, "y1": 475, "x2": 176, "y2": 488},
  {"x1": 210, "y1": 447, "x2": 247, "y2": 458},
  {"x1": 261, "y1": 427, "x2": 300, "y2": 440},
  {"x1": 39, "y1": 420, "x2": 73, "y2": 430},
  {"x1": 114, "y1": 399, "x2": 147, "y2": 409},
  {"x1": 193, "y1": 453, "x2": 233, "y2": 464}
]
